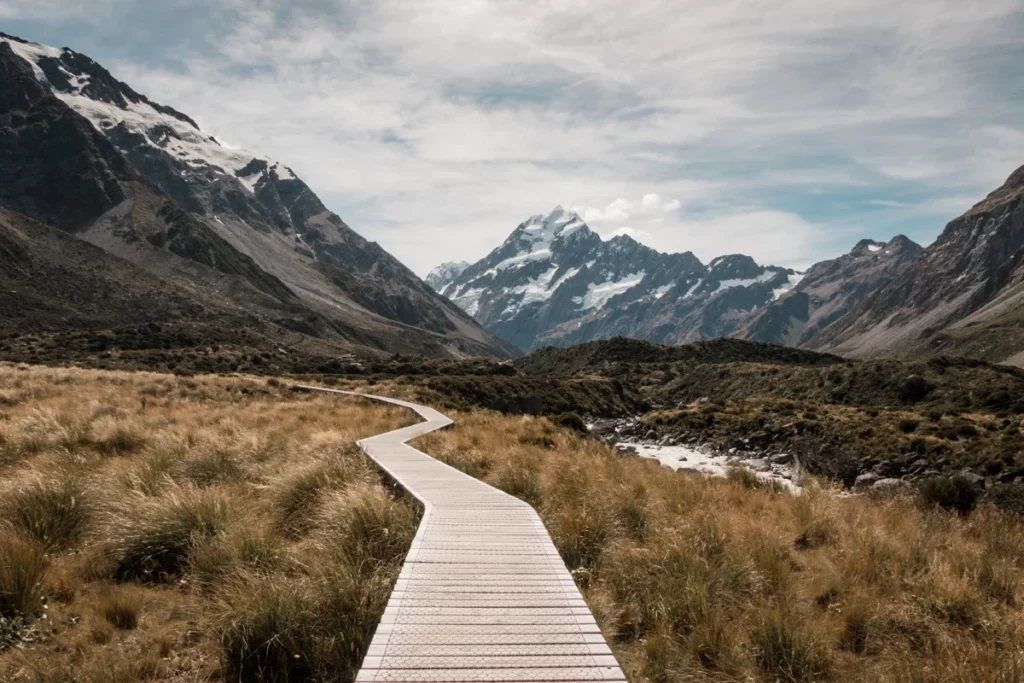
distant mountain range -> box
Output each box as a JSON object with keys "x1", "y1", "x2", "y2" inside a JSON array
[
  {"x1": 430, "y1": 166, "x2": 1024, "y2": 365},
  {"x1": 427, "y1": 206, "x2": 918, "y2": 353},
  {"x1": 0, "y1": 33, "x2": 517, "y2": 360}
]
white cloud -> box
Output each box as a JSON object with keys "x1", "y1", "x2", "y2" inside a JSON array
[{"x1": 5, "y1": 0, "x2": 1024, "y2": 275}]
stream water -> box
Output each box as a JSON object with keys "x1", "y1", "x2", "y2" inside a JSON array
[{"x1": 616, "y1": 442, "x2": 802, "y2": 492}]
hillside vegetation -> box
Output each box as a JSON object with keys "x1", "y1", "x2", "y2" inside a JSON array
[
  {"x1": 0, "y1": 365, "x2": 414, "y2": 682},
  {"x1": 417, "y1": 411, "x2": 1024, "y2": 682}
]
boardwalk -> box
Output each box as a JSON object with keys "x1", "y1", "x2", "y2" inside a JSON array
[{"x1": 299, "y1": 387, "x2": 626, "y2": 683}]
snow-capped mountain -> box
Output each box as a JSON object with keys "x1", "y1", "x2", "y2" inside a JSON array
[
  {"x1": 434, "y1": 207, "x2": 803, "y2": 351},
  {"x1": 426, "y1": 261, "x2": 470, "y2": 292},
  {"x1": 0, "y1": 33, "x2": 517, "y2": 360}
]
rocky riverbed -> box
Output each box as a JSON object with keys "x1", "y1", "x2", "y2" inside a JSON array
[{"x1": 590, "y1": 415, "x2": 993, "y2": 495}]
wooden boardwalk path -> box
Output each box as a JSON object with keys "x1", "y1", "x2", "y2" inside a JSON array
[{"x1": 299, "y1": 387, "x2": 626, "y2": 683}]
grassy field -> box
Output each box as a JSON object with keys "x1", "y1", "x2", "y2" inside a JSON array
[
  {"x1": 417, "y1": 411, "x2": 1024, "y2": 683},
  {"x1": 0, "y1": 364, "x2": 416, "y2": 682}
]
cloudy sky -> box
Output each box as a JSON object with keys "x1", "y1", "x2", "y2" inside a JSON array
[{"x1": 3, "y1": 0, "x2": 1024, "y2": 275}]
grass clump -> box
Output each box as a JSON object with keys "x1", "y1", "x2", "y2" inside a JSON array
[
  {"x1": 1, "y1": 475, "x2": 90, "y2": 552},
  {"x1": 97, "y1": 588, "x2": 142, "y2": 630},
  {"x1": 316, "y1": 484, "x2": 417, "y2": 568},
  {"x1": 0, "y1": 533, "x2": 47, "y2": 619},
  {"x1": 492, "y1": 462, "x2": 543, "y2": 507},
  {"x1": 276, "y1": 446, "x2": 370, "y2": 536},
  {"x1": 106, "y1": 490, "x2": 231, "y2": 583},
  {"x1": 751, "y1": 613, "x2": 833, "y2": 682}
]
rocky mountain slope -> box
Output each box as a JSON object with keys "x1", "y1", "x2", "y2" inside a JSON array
[
  {"x1": 812, "y1": 164, "x2": 1024, "y2": 365},
  {"x1": 0, "y1": 33, "x2": 516, "y2": 360},
  {"x1": 432, "y1": 206, "x2": 804, "y2": 351},
  {"x1": 738, "y1": 236, "x2": 923, "y2": 347}
]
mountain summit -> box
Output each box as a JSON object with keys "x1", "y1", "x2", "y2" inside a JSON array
[
  {"x1": 0, "y1": 33, "x2": 517, "y2": 360},
  {"x1": 432, "y1": 207, "x2": 802, "y2": 351}
]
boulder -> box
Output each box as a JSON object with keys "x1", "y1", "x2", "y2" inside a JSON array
[
  {"x1": 770, "y1": 453, "x2": 793, "y2": 465},
  {"x1": 872, "y1": 478, "x2": 907, "y2": 491},
  {"x1": 873, "y1": 460, "x2": 902, "y2": 477},
  {"x1": 854, "y1": 472, "x2": 882, "y2": 489}
]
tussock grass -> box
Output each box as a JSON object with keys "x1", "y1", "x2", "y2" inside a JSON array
[
  {"x1": 0, "y1": 533, "x2": 47, "y2": 619},
  {"x1": 418, "y1": 409, "x2": 1024, "y2": 682},
  {"x1": 97, "y1": 588, "x2": 143, "y2": 630},
  {"x1": 0, "y1": 364, "x2": 412, "y2": 681},
  {"x1": 105, "y1": 489, "x2": 232, "y2": 583},
  {"x1": 0, "y1": 474, "x2": 90, "y2": 552},
  {"x1": 276, "y1": 445, "x2": 372, "y2": 536}
]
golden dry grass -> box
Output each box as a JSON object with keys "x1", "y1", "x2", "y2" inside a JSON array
[
  {"x1": 416, "y1": 411, "x2": 1024, "y2": 683},
  {"x1": 0, "y1": 364, "x2": 416, "y2": 682}
]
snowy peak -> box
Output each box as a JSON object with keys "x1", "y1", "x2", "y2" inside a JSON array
[
  {"x1": 435, "y1": 208, "x2": 808, "y2": 350},
  {"x1": 0, "y1": 33, "x2": 283, "y2": 198},
  {"x1": 426, "y1": 261, "x2": 470, "y2": 293}
]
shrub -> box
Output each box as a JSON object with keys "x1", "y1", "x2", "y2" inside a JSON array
[
  {"x1": 2, "y1": 475, "x2": 90, "y2": 552},
  {"x1": 897, "y1": 375, "x2": 934, "y2": 403},
  {"x1": 919, "y1": 476, "x2": 980, "y2": 516},
  {"x1": 0, "y1": 533, "x2": 47, "y2": 619},
  {"x1": 898, "y1": 418, "x2": 920, "y2": 433},
  {"x1": 107, "y1": 491, "x2": 231, "y2": 582},
  {"x1": 553, "y1": 412, "x2": 588, "y2": 435}
]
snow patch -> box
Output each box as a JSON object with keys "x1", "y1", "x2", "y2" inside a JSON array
[
  {"x1": 2, "y1": 36, "x2": 282, "y2": 194},
  {"x1": 653, "y1": 284, "x2": 673, "y2": 299},
  {"x1": 452, "y1": 288, "x2": 486, "y2": 317},
  {"x1": 867, "y1": 244, "x2": 882, "y2": 252},
  {"x1": 772, "y1": 271, "x2": 805, "y2": 300},
  {"x1": 710, "y1": 270, "x2": 778, "y2": 295},
  {"x1": 575, "y1": 271, "x2": 646, "y2": 310}
]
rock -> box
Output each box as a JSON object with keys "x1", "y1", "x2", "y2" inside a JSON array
[
  {"x1": 854, "y1": 472, "x2": 882, "y2": 489},
  {"x1": 746, "y1": 459, "x2": 770, "y2": 472},
  {"x1": 872, "y1": 460, "x2": 902, "y2": 477},
  {"x1": 747, "y1": 431, "x2": 771, "y2": 447},
  {"x1": 958, "y1": 471, "x2": 986, "y2": 488},
  {"x1": 728, "y1": 447, "x2": 738, "y2": 455},
  {"x1": 770, "y1": 453, "x2": 793, "y2": 465},
  {"x1": 783, "y1": 421, "x2": 807, "y2": 435},
  {"x1": 872, "y1": 478, "x2": 907, "y2": 491},
  {"x1": 659, "y1": 435, "x2": 672, "y2": 446},
  {"x1": 999, "y1": 469, "x2": 1022, "y2": 483},
  {"x1": 644, "y1": 430, "x2": 657, "y2": 441}
]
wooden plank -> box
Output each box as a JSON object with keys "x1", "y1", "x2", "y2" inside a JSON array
[{"x1": 296, "y1": 386, "x2": 626, "y2": 683}]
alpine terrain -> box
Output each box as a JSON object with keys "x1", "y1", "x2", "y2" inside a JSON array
[
  {"x1": 431, "y1": 206, "x2": 920, "y2": 353},
  {"x1": 0, "y1": 33, "x2": 517, "y2": 361},
  {"x1": 812, "y1": 164, "x2": 1024, "y2": 365}
]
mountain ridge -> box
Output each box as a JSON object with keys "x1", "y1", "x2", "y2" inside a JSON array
[{"x1": 0, "y1": 33, "x2": 518, "y2": 360}]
